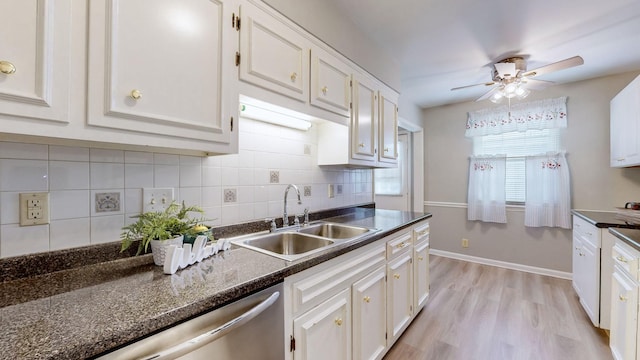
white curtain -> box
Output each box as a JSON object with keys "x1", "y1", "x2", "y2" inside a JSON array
[
  {"x1": 524, "y1": 152, "x2": 571, "y2": 228},
  {"x1": 467, "y1": 155, "x2": 507, "y2": 223},
  {"x1": 465, "y1": 97, "x2": 567, "y2": 137}
]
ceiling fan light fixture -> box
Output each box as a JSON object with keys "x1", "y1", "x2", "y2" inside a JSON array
[
  {"x1": 515, "y1": 86, "x2": 530, "y2": 98},
  {"x1": 490, "y1": 92, "x2": 504, "y2": 104},
  {"x1": 504, "y1": 82, "x2": 518, "y2": 95}
]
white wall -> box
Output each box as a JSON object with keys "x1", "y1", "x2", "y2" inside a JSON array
[
  {"x1": 423, "y1": 71, "x2": 640, "y2": 273},
  {"x1": 0, "y1": 118, "x2": 373, "y2": 258}
]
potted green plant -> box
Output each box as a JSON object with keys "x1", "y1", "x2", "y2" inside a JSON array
[{"x1": 120, "y1": 201, "x2": 207, "y2": 265}]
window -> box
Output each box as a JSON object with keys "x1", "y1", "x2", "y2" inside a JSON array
[
  {"x1": 472, "y1": 128, "x2": 561, "y2": 203},
  {"x1": 374, "y1": 138, "x2": 406, "y2": 195}
]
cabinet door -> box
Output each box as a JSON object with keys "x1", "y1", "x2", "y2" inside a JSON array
[
  {"x1": 387, "y1": 251, "x2": 413, "y2": 342},
  {"x1": 293, "y1": 288, "x2": 351, "y2": 360},
  {"x1": 0, "y1": 0, "x2": 70, "y2": 123},
  {"x1": 414, "y1": 240, "x2": 430, "y2": 311},
  {"x1": 378, "y1": 90, "x2": 398, "y2": 165},
  {"x1": 580, "y1": 239, "x2": 600, "y2": 327},
  {"x1": 572, "y1": 235, "x2": 584, "y2": 297},
  {"x1": 87, "y1": 0, "x2": 236, "y2": 145},
  {"x1": 352, "y1": 266, "x2": 386, "y2": 360},
  {"x1": 239, "y1": 1, "x2": 309, "y2": 102},
  {"x1": 351, "y1": 72, "x2": 378, "y2": 163},
  {"x1": 610, "y1": 268, "x2": 638, "y2": 360},
  {"x1": 310, "y1": 47, "x2": 351, "y2": 117},
  {"x1": 610, "y1": 76, "x2": 640, "y2": 167}
]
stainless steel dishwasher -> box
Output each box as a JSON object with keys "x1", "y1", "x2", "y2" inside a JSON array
[{"x1": 98, "y1": 283, "x2": 284, "y2": 360}]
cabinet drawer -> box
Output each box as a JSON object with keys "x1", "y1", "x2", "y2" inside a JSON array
[
  {"x1": 291, "y1": 244, "x2": 386, "y2": 316},
  {"x1": 613, "y1": 240, "x2": 640, "y2": 280},
  {"x1": 573, "y1": 216, "x2": 600, "y2": 248},
  {"x1": 387, "y1": 231, "x2": 412, "y2": 259},
  {"x1": 413, "y1": 222, "x2": 429, "y2": 244}
]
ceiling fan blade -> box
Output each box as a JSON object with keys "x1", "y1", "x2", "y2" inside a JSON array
[
  {"x1": 521, "y1": 78, "x2": 554, "y2": 90},
  {"x1": 451, "y1": 82, "x2": 495, "y2": 91},
  {"x1": 522, "y1": 56, "x2": 584, "y2": 78},
  {"x1": 476, "y1": 87, "x2": 498, "y2": 102},
  {"x1": 494, "y1": 62, "x2": 517, "y2": 78}
]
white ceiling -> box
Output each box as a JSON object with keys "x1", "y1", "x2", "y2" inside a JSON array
[{"x1": 326, "y1": 0, "x2": 640, "y2": 108}]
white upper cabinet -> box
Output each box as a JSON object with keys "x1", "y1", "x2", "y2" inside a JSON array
[
  {"x1": 0, "y1": 0, "x2": 70, "y2": 124},
  {"x1": 239, "y1": 0, "x2": 309, "y2": 102},
  {"x1": 310, "y1": 46, "x2": 352, "y2": 118},
  {"x1": 610, "y1": 74, "x2": 640, "y2": 167},
  {"x1": 378, "y1": 87, "x2": 399, "y2": 165},
  {"x1": 352, "y1": 72, "x2": 378, "y2": 163},
  {"x1": 87, "y1": 0, "x2": 237, "y2": 152}
]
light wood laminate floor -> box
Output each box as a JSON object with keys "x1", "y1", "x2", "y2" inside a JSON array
[{"x1": 384, "y1": 255, "x2": 612, "y2": 360}]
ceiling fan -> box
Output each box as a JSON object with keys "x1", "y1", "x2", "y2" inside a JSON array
[{"x1": 451, "y1": 55, "x2": 584, "y2": 103}]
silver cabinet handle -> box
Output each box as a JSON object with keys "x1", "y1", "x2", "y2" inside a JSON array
[{"x1": 144, "y1": 291, "x2": 280, "y2": 360}]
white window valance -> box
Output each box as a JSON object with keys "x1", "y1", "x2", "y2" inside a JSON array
[{"x1": 465, "y1": 97, "x2": 567, "y2": 137}]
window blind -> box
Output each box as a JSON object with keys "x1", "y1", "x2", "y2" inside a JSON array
[{"x1": 473, "y1": 129, "x2": 561, "y2": 202}]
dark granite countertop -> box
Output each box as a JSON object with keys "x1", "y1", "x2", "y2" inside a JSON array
[
  {"x1": 609, "y1": 228, "x2": 640, "y2": 252},
  {"x1": 572, "y1": 210, "x2": 640, "y2": 229},
  {"x1": 0, "y1": 207, "x2": 431, "y2": 360}
]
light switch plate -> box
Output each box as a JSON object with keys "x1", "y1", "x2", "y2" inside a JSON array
[
  {"x1": 143, "y1": 188, "x2": 174, "y2": 212},
  {"x1": 328, "y1": 184, "x2": 335, "y2": 198},
  {"x1": 19, "y1": 192, "x2": 50, "y2": 226}
]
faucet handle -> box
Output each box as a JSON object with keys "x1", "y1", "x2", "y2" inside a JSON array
[
  {"x1": 303, "y1": 208, "x2": 310, "y2": 225},
  {"x1": 265, "y1": 218, "x2": 277, "y2": 232},
  {"x1": 294, "y1": 216, "x2": 300, "y2": 226}
]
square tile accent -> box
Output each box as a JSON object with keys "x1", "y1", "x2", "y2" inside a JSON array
[
  {"x1": 95, "y1": 192, "x2": 121, "y2": 213},
  {"x1": 337, "y1": 184, "x2": 343, "y2": 195},
  {"x1": 224, "y1": 188, "x2": 237, "y2": 203},
  {"x1": 270, "y1": 171, "x2": 280, "y2": 184},
  {"x1": 304, "y1": 186, "x2": 311, "y2": 197}
]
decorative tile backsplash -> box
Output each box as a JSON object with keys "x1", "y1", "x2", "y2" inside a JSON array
[{"x1": 0, "y1": 118, "x2": 373, "y2": 258}]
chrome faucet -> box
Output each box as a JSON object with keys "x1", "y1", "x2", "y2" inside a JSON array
[{"x1": 283, "y1": 184, "x2": 302, "y2": 227}]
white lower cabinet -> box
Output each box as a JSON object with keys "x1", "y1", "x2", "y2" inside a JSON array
[
  {"x1": 285, "y1": 219, "x2": 430, "y2": 360},
  {"x1": 352, "y1": 266, "x2": 387, "y2": 360},
  {"x1": 413, "y1": 222, "x2": 430, "y2": 311},
  {"x1": 387, "y1": 249, "x2": 413, "y2": 343},
  {"x1": 609, "y1": 239, "x2": 640, "y2": 360},
  {"x1": 571, "y1": 215, "x2": 604, "y2": 328},
  {"x1": 293, "y1": 288, "x2": 351, "y2": 360}
]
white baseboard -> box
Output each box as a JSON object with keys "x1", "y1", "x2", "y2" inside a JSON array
[{"x1": 430, "y1": 249, "x2": 572, "y2": 280}]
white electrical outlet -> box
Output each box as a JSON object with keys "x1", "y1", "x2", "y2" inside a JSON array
[
  {"x1": 328, "y1": 184, "x2": 335, "y2": 198},
  {"x1": 19, "y1": 192, "x2": 50, "y2": 226},
  {"x1": 462, "y1": 238, "x2": 469, "y2": 248},
  {"x1": 143, "y1": 188, "x2": 174, "y2": 212}
]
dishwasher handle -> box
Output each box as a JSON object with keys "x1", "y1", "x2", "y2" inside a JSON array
[{"x1": 143, "y1": 290, "x2": 280, "y2": 360}]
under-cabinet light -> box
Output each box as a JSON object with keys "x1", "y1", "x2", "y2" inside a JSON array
[{"x1": 239, "y1": 102, "x2": 312, "y2": 131}]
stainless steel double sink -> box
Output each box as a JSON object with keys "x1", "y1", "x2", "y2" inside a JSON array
[{"x1": 230, "y1": 222, "x2": 378, "y2": 261}]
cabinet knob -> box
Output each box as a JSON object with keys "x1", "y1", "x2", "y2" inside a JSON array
[
  {"x1": 363, "y1": 296, "x2": 371, "y2": 303},
  {"x1": 418, "y1": 256, "x2": 424, "y2": 261},
  {"x1": 358, "y1": 143, "x2": 365, "y2": 148},
  {"x1": 418, "y1": 230, "x2": 428, "y2": 236},
  {"x1": 616, "y1": 255, "x2": 628, "y2": 263},
  {"x1": 130, "y1": 89, "x2": 142, "y2": 100},
  {"x1": 393, "y1": 273, "x2": 400, "y2": 279},
  {"x1": 290, "y1": 72, "x2": 297, "y2": 82},
  {"x1": 384, "y1": 148, "x2": 389, "y2": 152},
  {"x1": 396, "y1": 242, "x2": 406, "y2": 249},
  {"x1": 619, "y1": 294, "x2": 628, "y2": 302},
  {"x1": 334, "y1": 318, "x2": 343, "y2": 326},
  {"x1": 321, "y1": 86, "x2": 328, "y2": 95},
  {"x1": 0, "y1": 60, "x2": 16, "y2": 75}
]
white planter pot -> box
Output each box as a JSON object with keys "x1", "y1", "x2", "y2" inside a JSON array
[{"x1": 149, "y1": 236, "x2": 184, "y2": 266}]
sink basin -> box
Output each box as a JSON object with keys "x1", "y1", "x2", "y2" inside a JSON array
[
  {"x1": 231, "y1": 232, "x2": 334, "y2": 261},
  {"x1": 298, "y1": 222, "x2": 372, "y2": 239}
]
